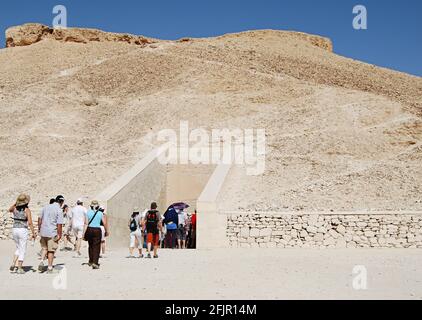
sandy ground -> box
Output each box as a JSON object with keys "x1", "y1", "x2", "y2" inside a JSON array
[{"x1": 0, "y1": 241, "x2": 421, "y2": 300}]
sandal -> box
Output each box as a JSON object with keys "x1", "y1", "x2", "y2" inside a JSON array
[{"x1": 17, "y1": 267, "x2": 25, "y2": 274}]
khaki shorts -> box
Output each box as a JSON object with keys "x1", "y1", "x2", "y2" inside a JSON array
[{"x1": 40, "y1": 237, "x2": 59, "y2": 252}]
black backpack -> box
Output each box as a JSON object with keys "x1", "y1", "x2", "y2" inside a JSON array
[
  {"x1": 129, "y1": 217, "x2": 138, "y2": 232},
  {"x1": 146, "y1": 210, "x2": 158, "y2": 230}
]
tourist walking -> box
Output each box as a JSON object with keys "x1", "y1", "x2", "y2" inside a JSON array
[
  {"x1": 38, "y1": 195, "x2": 65, "y2": 273},
  {"x1": 61, "y1": 204, "x2": 74, "y2": 251},
  {"x1": 177, "y1": 208, "x2": 187, "y2": 249},
  {"x1": 70, "y1": 198, "x2": 87, "y2": 257},
  {"x1": 190, "y1": 209, "x2": 197, "y2": 249},
  {"x1": 160, "y1": 213, "x2": 167, "y2": 248},
  {"x1": 9, "y1": 194, "x2": 36, "y2": 274},
  {"x1": 163, "y1": 206, "x2": 178, "y2": 248},
  {"x1": 128, "y1": 207, "x2": 143, "y2": 258},
  {"x1": 83, "y1": 200, "x2": 109, "y2": 269},
  {"x1": 143, "y1": 202, "x2": 162, "y2": 258},
  {"x1": 99, "y1": 206, "x2": 107, "y2": 258}
]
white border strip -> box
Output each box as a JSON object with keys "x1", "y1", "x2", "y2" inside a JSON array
[{"x1": 222, "y1": 210, "x2": 422, "y2": 216}]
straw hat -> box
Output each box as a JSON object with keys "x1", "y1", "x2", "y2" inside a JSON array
[
  {"x1": 16, "y1": 193, "x2": 30, "y2": 207},
  {"x1": 90, "y1": 200, "x2": 99, "y2": 207}
]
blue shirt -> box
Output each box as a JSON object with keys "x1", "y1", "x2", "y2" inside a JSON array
[
  {"x1": 164, "y1": 208, "x2": 178, "y2": 230},
  {"x1": 86, "y1": 209, "x2": 103, "y2": 228},
  {"x1": 40, "y1": 203, "x2": 64, "y2": 237}
]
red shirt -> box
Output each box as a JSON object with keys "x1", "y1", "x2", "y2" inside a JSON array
[{"x1": 191, "y1": 214, "x2": 197, "y2": 229}]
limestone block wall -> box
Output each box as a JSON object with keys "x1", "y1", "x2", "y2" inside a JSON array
[{"x1": 227, "y1": 212, "x2": 422, "y2": 249}]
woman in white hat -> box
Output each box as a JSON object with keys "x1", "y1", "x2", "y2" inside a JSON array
[
  {"x1": 8, "y1": 194, "x2": 36, "y2": 274},
  {"x1": 127, "y1": 207, "x2": 144, "y2": 258}
]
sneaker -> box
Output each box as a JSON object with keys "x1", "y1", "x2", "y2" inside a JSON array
[
  {"x1": 146, "y1": 253, "x2": 152, "y2": 259},
  {"x1": 138, "y1": 254, "x2": 144, "y2": 259},
  {"x1": 92, "y1": 264, "x2": 100, "y2": 269},
  {"x1": 38, "y1": 262, "x2": 45, "y2": 272},
  {"x1": 153, "y1": 254, "x2": 159, "y2": 259},
  {"x1": 9, "y1": 265, "x2": 17, "y2": 273},
  {"x1": 46, "y1": 268, "x2": 58, "y2": 274},
  {"x1": 16, "y1": 267, "x2": 25, "y2": 274}
]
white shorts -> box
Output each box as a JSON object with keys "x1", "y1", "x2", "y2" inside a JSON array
[
  {"x1": 72, "y1": 225, "x2": 84, "y2": 238},
  {"x1": 100, "y1": 226, "x2": 106, "y2": 241},
  {"x1": 130, "y1": 229, "x2": 143, "y2": 248}
]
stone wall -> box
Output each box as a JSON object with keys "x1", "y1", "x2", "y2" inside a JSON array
[{"x1": 227, "y1": 213, "x2": 422, "y2": 248}]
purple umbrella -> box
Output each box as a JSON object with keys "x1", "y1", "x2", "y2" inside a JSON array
[{"x1": 170, "y1": 202, "x2": 190, "y2": 211}]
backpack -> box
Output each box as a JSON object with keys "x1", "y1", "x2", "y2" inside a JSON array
[
  {"x1": 146, "y1": 210, "x2": 158, "y2": 231},
  {"x1": 129, "y1": 217, "x2": 138, "y2": 232}
]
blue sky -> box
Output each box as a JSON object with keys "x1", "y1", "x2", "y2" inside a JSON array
[{"x1": 1, "y1": 0, "x2": 421, "y2": 76}]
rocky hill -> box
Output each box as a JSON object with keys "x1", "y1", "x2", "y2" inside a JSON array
[{"x1": 0, "y1": 23, "x2": 421, "y2": 211}]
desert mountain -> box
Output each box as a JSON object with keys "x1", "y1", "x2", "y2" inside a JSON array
[{"x1": 1, "y1": 23, "x2": 421, "y2": 211}]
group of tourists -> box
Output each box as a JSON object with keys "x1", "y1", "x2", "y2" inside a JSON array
[
  {"x1": 9, "y1": 192, "x2": 197, "y2": 274},
  {"x1": 127, "y1": 205, "x2": 197, "y2": 258},
  {"x1": 9, "y1": 193, "x2": 111, "y2": 273}
]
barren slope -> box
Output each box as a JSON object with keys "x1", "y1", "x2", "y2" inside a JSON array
[{"x1": 0, "y1": 24, "x2": 421, "y2": 211}]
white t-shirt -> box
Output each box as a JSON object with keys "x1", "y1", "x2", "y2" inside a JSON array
[
  {"x1": 178, "y1": 212, "x2": 187, "y2": 226},
  {"x1": 71, "y1": 205, "x2": 87, "y2": 228}
]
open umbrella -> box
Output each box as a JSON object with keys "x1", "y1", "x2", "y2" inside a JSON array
[{"x1": 169, "y1": 202, "x2": 190, "y2": 211}]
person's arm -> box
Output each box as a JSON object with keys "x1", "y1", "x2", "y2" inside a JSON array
[
  {"x1": 56, "y1": 224, "x2": 63, "y2": 241},
  {"x1": 102, "y1": 215, "x2": 109, "y2": 237},
  {"x1": 38, "y1": 208, "x2": 44, "y2": 233},
  {"x1": 158, "y1": 214, "x2": 163, "y2": 232},
  {"x1": 25, "y1": 208, "x2": 36, "y2": 239},
  {"x1": 83, "y1": 214, "x2": 88, "y2": 238},
  {"x1": 8, "y1": 203, "x2": 16, "y2": 213},
  {"x1": 56, "y1": 208, "x2": 64, "y2": 241}
]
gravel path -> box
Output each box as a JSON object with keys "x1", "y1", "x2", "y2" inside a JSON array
[{"x1": 0, "y1": 241, "x2": 421, "y2": 300}]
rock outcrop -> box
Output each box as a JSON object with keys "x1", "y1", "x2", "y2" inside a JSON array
[{"x1": 5, "y1": 23, "x2": 154, "y2": 47}]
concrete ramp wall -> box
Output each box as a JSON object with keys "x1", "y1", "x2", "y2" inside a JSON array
[
  {"x1": 95, "y1": 145, "x2": 233, "y2": 249},
  {"x1": 197, "y1": 164, "x2": 231, "y2": 249},
  {"x1": 96, "y1": 147, "x2": 167, "y2": 246}
]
